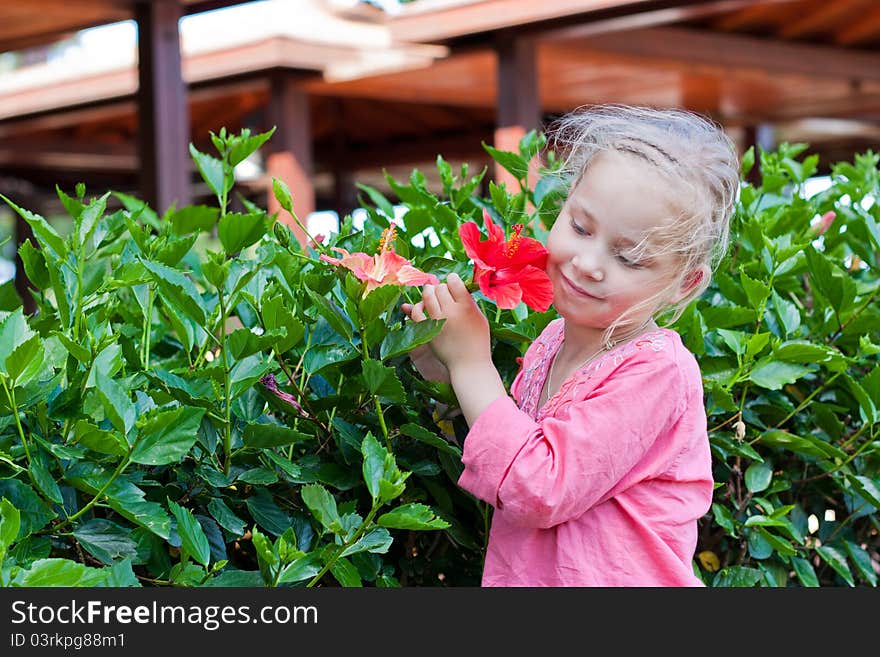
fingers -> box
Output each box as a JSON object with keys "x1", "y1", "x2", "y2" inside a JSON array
[
  {"x1": 446, "y1": 272, "x2": 470, "y2": 302},
  {"x1": 422, "y1": 284, "x2": 442, "y2": 319},
  {"x1": 434, "y1": 282, "x2": 455, "y2": 308},
  {"x1": 410, "y1": 302, "x2": 427, "y2": 321}
]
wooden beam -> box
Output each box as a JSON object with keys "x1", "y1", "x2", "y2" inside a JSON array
[
  {"x1": 320, "y1": 130, "x2": 494, "y2": 172},
  {"x1": 266, "y1": 73, "x2": 314, "y2": 246},
  {"x1": 835, "y1": 6, "x2": 880, "y2": 46},
  {"x1": 494, "y1": 32, "x2": 540, "y2": 192},
  {"x1": 0, "y1": 138, "x2": 136, "y2": 170},
  {"x1": 389, "y1": 0, "x2": 656, "y2": 43},
  {"x1": 777, "y1": 0, "x2": 868, "y2": 39},
  {"x1": 135, "y1": 0, "x2": 192, "y2": 213},
  {"x1": 579, "y1": 26, "x2": 880, "y2": 82}
]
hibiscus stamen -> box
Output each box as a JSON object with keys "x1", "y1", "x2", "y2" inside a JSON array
[
  {"x1": 504, "y1": 224, "x2": 524, "y2": 259},
  {"x1": 379, "y1": 222, "x2": 397, "y2": 253}
]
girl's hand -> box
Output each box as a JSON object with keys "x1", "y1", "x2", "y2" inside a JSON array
[
  {"x1": 421, "y1": 272, "x2": 491, "y2": 371},
  {"x1": 401, "y1": 301, "x2": 451, "y2": 384}
]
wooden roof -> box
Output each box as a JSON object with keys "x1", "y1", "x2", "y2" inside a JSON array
[
  {"x1": 1, "y1": 0, "x2": 878, "y2": 209},
  {"x1": 0, "y1": 1, "x2": 252, "y2": 52}
]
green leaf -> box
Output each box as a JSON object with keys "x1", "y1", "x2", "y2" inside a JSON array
[
  {"x1": 748, "y1": 359, "x2": 813, "y2": 390},
  {"x1": 0, "y1": 308, "x2": 35, "y2": 365},
  {"x1": 361, "y1": 359, "x2": 406, "y2": 404},
  {"x1": 74, "y1": 420, "x2": 128, "y2": 456},
  {"x1": 228, "y1": 127, "x2": 275, "y2": 167},
  {"x1": 339, "y1": 527, "x2": 393, "y2": 558},
  {"x1": 1, "y1": 497, "x2": 21, "y2": 558},
  {"x1": 130, "y1": 406, "x2": 206, "y2": 465},
  {"x1": 744, "y1": 461, "x2": 773, "y2": 493},
  {"x1": 95, "y1": 372, "x2": 137, "y2": 437},
  {"x1": 85, "y1": 342, "x2": 122, "y2": 388},
  {"x1": 330, "y1": 556, "x2": 362, "y2": 587},
  {"x1": 846, "y1": 475, "x2": 880, "y2": 511},
  {"x1": 29, "y1": 460, "x2": 63, "y2": 504},
  {"x1": 170, "y1": 205, "x2": 219, "y2": 234},
  {"x1": 740, "y1": 269, "x2": 770, "y2": 308},
  {"x1": 189, "y1": 144, "x2": 231, "y2": 201},
  {"x1": 229, "y1": 354, "x2": 271, "y2": 401},
  {"x1": 301, "y1": 484, "x2": 341, "y2": 532},
  {"x1": 378, "y1": 503, "x2": 450, "y2": 530},
  {"x1": 712, "y1": 566, "x2": 763, "y2": 587},
  {"x1": 0, "y1": 479, "x2": 54, "y2": 537},
  {"x1": 13, "y1": 558, "x2": 110, "y2": 586},
  {"x1": 218, "y1": 211, "x2": 267, "y2": 253},
  {"x1": 399, "y1": 423, "x2": 462, "y2": 457},
  {"x1": 73, "y1": 519, "x2": 139, "y2": 566},
  {"x1": 379, "y1": 318, "x2": 444, "y2": 361},
  {"x1": 361, "y1": 433, "x2": 385, "y2": 502},
  {"x1": 246, "y1": 488, "x2": 291, "y2": 537},
  {"x1": 52, "y1": 330, "x2": 90, "y2": 364},
  {"x1": 758, "y1": 430, "x2": 846, "y2": 460},
  {"x1": 18, "y1": 239, "x2": 50, "y2": 290},
  {"x1": 305, "y1": 287, "x2": 353, "y2": 341},
  {"x1": 169, "y1": 499, "x2": 211, "y2": 567},
  {"x1": 791, "y1": 556, "x2": 819, "y2": 587},
  {"x1": 771, "y1": 290, "x2": 801, "y2": 337},
  {"x1": 359, "y1": 285, "x2": 401, "y2": 325},
  {"x1": 482, "y1": 143, "x2": 529, "y2": 180},
  {"x1": 355, "y1": 183, "x2": 395, "y2": 218},
  {"x1": 844, "y1": 540, "x2": 877, "y2": 586},
  {"x1": 0, "y1": 194, "x2": 67, "y2": 259},
  {"x1": 277, "y1": 554, "x2": 322, "y2": 584},
  {"x1": 141, "y1": 259, "x2": 207, "y2": 328},
  {"x1": 5, "y1": 334, "x2": 43, "y2": 385},
  {"x1": 816, "y1": 545, "x2": 855, "y2": 586},
  {"x1": 243, "y1": 423, "x2": 311, "y2": 449},
  {"x1": 77, "y1": 192, "x2": 109, "y2": 251},
  {"x1": 208, "y1": 499, "x2": 246, "y2": 537}
]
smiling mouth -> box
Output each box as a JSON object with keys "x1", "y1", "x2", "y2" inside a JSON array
[{"x1": 561, "y1": 273, "x2": 602, "y2": 300}]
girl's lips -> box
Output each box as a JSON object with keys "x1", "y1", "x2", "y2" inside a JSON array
[{"x1": 561, "y1": 273, "x2": 602, "y2": 300}]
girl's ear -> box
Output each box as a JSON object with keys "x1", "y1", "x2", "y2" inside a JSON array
[{"x1": 671, "y1": 265, "x2": 709, "y2": 304}]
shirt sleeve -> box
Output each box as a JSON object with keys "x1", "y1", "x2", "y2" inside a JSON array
[{"x1": 457, "y1": 351, "x2": 687, "y2": 529}]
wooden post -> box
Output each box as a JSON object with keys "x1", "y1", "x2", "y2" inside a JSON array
[
  {"x1": 266, "y1": 74, "x2": 314, "y2": 247},
  {"x1": 135, "y1": 0, "x2": 191, "y2": 214},
  {"x1": 743, "y1": 124, "x2": 775, "y2": 186},
  {"x1": 494, "y1": 32, "x2": 540, "y2": 194},
  {"x1": 332, "y1": 99, "x2": 358, "y2": 223}
]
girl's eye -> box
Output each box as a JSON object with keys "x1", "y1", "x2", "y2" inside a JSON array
[
  {"x1": 617, "y1": 253, "x2": 644, "y2": 269},
  {"x1": 570, "y1": 219, "x2": 590, "y2": 236}
]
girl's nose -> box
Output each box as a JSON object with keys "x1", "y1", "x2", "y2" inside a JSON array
[{"x1": 572, "y1": 254, "x2": 604, "y2": 281}]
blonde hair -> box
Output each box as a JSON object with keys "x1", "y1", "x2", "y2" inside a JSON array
[{"x1": 546, "y1": 104, "x2": 740, "y2": 341}]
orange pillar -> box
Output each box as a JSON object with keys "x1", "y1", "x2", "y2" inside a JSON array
[{"x1": 266, "y1": 74, "x2": 314, "y2": 247}]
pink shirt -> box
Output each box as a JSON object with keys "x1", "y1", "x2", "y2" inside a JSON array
[{"x1": 458, "y1": 319, "x2": 712, "y2": 586}]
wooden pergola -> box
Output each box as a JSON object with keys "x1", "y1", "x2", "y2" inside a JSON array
[{"x1": 2, "y1": 0, "x2": 879, "y2": 246}]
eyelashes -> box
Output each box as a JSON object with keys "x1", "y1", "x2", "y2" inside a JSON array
[{"x1": 569, "y1": 218, "x2": 645, "y2": 268}]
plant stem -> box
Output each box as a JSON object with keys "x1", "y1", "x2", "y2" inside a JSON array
[
  {"x1": 1, "y1": 377, "x2": 31, "y2": 466},
  {"x1": 306, "y1": 504, "x2": 380, "y2": 587},
  {"x1": 219, "y1": 293, "x2": 232, "y2": 476},
  {"x1": 57, "y1": 455, "x2": 132, "y2": 528},
  {"x1": 141, "y1": 285, "x2": 155, "y2": 369}
]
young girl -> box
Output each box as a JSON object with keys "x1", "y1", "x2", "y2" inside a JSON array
[{"x1": 402, "y1": 104, "x2": 740, "y2": 586}]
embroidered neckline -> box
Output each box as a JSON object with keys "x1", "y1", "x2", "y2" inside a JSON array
[{"x1": 518, "y1": 319, "x2": 670, "y2": 421}]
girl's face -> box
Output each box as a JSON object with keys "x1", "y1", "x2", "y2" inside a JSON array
[{"x1": 546, "y1": 149, "x2": 685, "y2": 335}]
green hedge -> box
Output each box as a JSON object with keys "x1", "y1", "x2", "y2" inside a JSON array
[{"x1": 0, "y1": 128, "x2": 877, "y2": 587}]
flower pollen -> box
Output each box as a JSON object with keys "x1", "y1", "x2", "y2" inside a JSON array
[{"x1": 504, "y1": 224, "x2": 524, "y2": 259}]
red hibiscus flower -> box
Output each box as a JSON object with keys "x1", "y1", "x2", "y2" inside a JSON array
[
  {"x1": 320, "y1": 223, "x2": 439, "y2": 295},
  {"x1": 458, "y1": 209, "x2": 553, "y2": 311}
]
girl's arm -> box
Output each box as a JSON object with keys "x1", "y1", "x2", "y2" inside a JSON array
[{"x1": 420, "y1": 273, "x2": 508, "y2": 426}]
